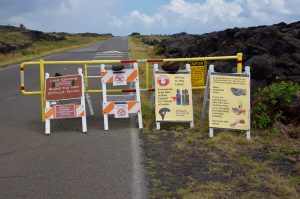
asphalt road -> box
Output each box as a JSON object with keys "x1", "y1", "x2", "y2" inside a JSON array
[{"x1": 0, "y1": 37, "x2": 147, "y2": 199}]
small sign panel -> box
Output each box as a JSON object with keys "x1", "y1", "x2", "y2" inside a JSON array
[
  {"x1": 113, "y1": 73, "x2": 127, "y2": 86},
  {"x1": 45, "y1": 75, "x2": 82, "y2": 100},
  {"x1": 55, "y1": 104, "x2": 76, "y2": 119},
  {"x1": 114, "y1": 103, "x2": 129, "y2": 118},
  {"x1": 209, "y1": 74, "x2": 250, "y2": 130},
  {"x1": 188, "y1": 61, "x2": 206, "y2": 87},
  {"x1": 154, "y1": 72, "x2": 193, "y2": 122}
]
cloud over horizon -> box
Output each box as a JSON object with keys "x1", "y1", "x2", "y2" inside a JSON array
[{"x1": 0, "y1": 0, "x2": 299, "y2": 35}]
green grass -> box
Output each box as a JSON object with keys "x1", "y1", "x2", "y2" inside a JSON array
[{"x1": 0, "y1": 34, "x2": 112, "y2": 68}]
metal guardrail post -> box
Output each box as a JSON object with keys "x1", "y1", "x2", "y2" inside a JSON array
[
  {"x1": 237, "y1": 53, "x2": 243, "y2": 73},
  {"x1": 84, "y1": 64, "x2": 88, "y2": 90},
  {"x1": 39, "y1": 59, "x2": 45, "y2": 121},
  {"x1": 146, "y1": 62, "x2": 149, "y2": 89}
]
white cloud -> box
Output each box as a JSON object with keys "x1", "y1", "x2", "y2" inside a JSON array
[
  {"x1": 3, "y1": 0, "x2": 118, "y2": 33},
  {"x1": 110, "y1": 0, "x2": 300, "y2": 34}
]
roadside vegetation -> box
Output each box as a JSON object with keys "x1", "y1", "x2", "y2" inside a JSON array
[
  {"x1": 0, "y1": 25, "x2": 112, "y2": 68},
  {"x1": 129, "y1": 35, "x2": 300, "y2": 199}
]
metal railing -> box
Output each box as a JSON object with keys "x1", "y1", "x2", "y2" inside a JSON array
[{"x1": 20, "y1": 53, "x2": 243, "y2": 120}]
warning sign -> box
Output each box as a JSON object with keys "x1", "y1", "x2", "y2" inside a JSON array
[
  {"x1": 45, "y1": 75, "x2": 82, "y2": 100},
  {"x1": 113, "y1": 73, "x2": 127, "y2": 86},
  {"x1": 114, "y1": 103, "x2": 129, "y2": 118},
  {"x1": 188, "y1": 61, "x2": 206, "y2": 87},
  {"x1": 209, "y1": 74, "x2": 250, "y2": 130},
  {"x1": 155, "y1": 72, "x2": 193, "y2": 122}
]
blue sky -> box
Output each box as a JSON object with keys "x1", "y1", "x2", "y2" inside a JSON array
[{"x1": 1, "y1": 0, "x2": 300, "y2": 35}]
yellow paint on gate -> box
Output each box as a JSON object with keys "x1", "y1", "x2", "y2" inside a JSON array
[{"x1": 19, "y1": 53, "x2": 243, "y2": 121}]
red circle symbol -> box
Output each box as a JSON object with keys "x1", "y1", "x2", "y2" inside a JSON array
[
  {"x1": 157, "y1": 75, "x2": 170, "y2": 87},
  {"x1": 115, "y1": 75, "x2": 125, "y2": 83},
  {"x1": 117, "y1": 108, "x2": 126, "y2": 116}
]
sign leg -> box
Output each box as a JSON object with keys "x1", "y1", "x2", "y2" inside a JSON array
[
  {"x1": 45, "y1": 119, "x2": 50, "y2": 135},
  {"x1": 246, "y1": 131, "x2": 251, "y2": 139},
  {"x1": 82, "y1": 116, "x2": 87, "y2": 133},
  {"x1": 138, "y1": 112, "x2": 143, "y2": 129},
  {"x1": 85, "y1": 93, "x2": 94, "y2": 116},
  {"x1": 209, "y1": 128, "x2": 214, "y2": 138},
  {"x1": 104, "y1": 114, "x2": 109, "y2": 130},
  {"x1": 156, "y1": 122, "x2": 160, "y2": 130},
  {"x1": 190, "y1": 121, "x2": 194, "y2": 128}
]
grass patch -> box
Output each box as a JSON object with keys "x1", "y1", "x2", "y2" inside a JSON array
[{"x1": 0, "y1": 34, "x2": 112, "y2": 68}]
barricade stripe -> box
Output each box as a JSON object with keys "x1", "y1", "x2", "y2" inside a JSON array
[
  {"x1": 79, "y1": 111, "x2": 85, "y2": 117},
  {"x1": 107, "y1": 77, "x2": 113, "y2": 83},
  {"x1": 128, "y1": 101, "x2": 137, "y2": 111},
  {"x1": 103, "y1": 102, "x2": 115, "y2": 114},
  {"x1": 45, "y1": 107, "x2": 55, "y2": 119},
  {"x1": 121, "y1": 60, "x2": 137, "y2": 63},
  {"x1": 237, "y1": 60, "x2": 242, "y2": 64},
  {"x1": 101, "y1": 71, "x2": 108, "y2": 77},
  {"x1": 127, "y1": 70, "x2": 137, "y2": 82},
  {"x1": 147, "y1": 59, "x2": 163, "y2": 63}
]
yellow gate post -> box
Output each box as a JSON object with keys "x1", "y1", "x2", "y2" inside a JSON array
[
  {"x1": 237, "y1": 53, "x2": 243, "y2": 73},
  {"x1": 39, "y1": 59, "x2": 45, "y2": 121}
]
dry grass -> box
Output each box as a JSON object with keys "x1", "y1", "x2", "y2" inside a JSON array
[{"x1": 0, "y1": 35, "x2": 112, "y2": 68}]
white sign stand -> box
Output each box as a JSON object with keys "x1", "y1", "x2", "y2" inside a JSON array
[
  {"x1": 101, "y1": 63, "x2": 143, "y2": 130},
  {"x1": 44, "y1": 68, "x2": 87, "y2": 135},
  {"x1": 154, "y1": 63, "x2": 194, "y2": 130},
  {"x1": 203, "y1": 65, "x2": 251, "y2": 139}
]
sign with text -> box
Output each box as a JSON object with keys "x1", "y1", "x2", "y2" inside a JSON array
[
  {"x1": 45, "y1": 75, "x2": 82, "y2": 101},
  {"x1": 55, "y1": 104, "x2": 76, "y2": 119},
  {"x1": 209, "y1": 73, "x2": 250, "y2": 130},
  {"x1": 188, "y1": 61, "x2": 206, "y2": 87},
  {"x1": 155, "y1": 72, "x2": 193, "y2": 122}
]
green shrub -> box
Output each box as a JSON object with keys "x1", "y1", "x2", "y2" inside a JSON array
[{"x1": 252, "y1": 81, "x2": 299, "y2": 129}]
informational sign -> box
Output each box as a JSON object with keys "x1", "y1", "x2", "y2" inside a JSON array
[
  {"x1": 209, "y1": 73, "x2": 250, "y2": 130},
  {"x1": 114, "y1": 103, "x2": 129, "y2": 118},
  {"x1": 45, "y1": 75, "x2": 82, "y2": 100},
  {"x1": 188, "y1": 61, "x2": 206, "y2": 87},
  {"x1": 55, "y1": 104, "x2": 76, "y2": 119},
  {"x1": 155, "y1": 72, "x2": 193, "y2": 122},
  {"x1": 113, "y1": 73, "x2": 127, "y2": 86}
]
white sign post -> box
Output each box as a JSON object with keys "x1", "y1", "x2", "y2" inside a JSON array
[{"x1": 44, "y1": 68, "x2": 87, "y2": 135}]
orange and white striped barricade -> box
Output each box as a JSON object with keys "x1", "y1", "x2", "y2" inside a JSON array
[
  {"x1": 44, "y1": 68, "x2": 87, "y2": 135},
  {"x1": 101, "y1": 63, "x2": 142, "y2": 130}
]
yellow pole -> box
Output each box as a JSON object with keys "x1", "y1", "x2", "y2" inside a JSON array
[
  {"x1": 84, "y1": 64, "x2": 88, "y2": 90},
  {"x1": 237, "y1": 53, "x2": 243, "y2": 73},
  {"x1": 39, "y1": 59, "x2": 45, "y2": 121},
  {"x1": 146, "y1": 62, "x2": 149, "y2": 89}
]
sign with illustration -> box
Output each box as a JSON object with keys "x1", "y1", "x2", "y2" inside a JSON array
[
  {"x1": 209, "y1": 73, "x2": 250, "y2": 130},
  {"x1": 45, "y1": 75, "x2": 82, "y2": 101},
  {"x1": 113, "y1": 73, "x2": 127, "y2": 86},
  {"x1": 114, "y1": 103, "x2": 129, "y2": 118},
  {"x1": 154, "y1": 72, "x2": 193, "y2": 122},
  {"x1": 188, "y1": 61, "x2": 206, "y2": 87}
]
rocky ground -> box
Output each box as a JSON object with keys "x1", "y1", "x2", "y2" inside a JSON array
[{"x1": 150, "y1": 21, "x2": 300, "y2": 90}]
